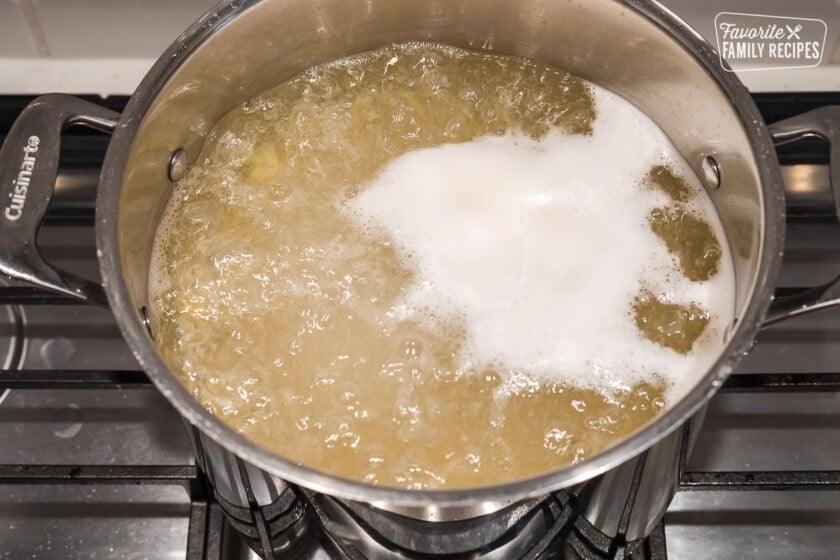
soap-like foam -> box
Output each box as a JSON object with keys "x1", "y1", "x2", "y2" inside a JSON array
[{"x1": 345, "y1": 87, "x2": 735, "y2": 402}]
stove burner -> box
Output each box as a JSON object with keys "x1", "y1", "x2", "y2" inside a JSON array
[
  {"x1": 303, "y1": 491, "x2": 573, "y2": 559},
  {"x1": 565, "y1": 515, "x2": 652, "y2": 560},
  {"x1": 215, "y1": 484, "x2": 311, "y2": 558}
]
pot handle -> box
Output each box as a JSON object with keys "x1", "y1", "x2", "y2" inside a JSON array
[
  {"x1": 763, "y1": 106, "x2": 840, "y2": 327},
  {"x1": 0, "y1": 94, "x2": 119, "y2": 308}
]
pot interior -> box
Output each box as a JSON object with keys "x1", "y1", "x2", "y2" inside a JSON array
[{"x1": 108, "y1": 0, "x2": 777, "y2": 497}]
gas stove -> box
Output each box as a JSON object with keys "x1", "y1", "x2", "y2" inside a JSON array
[
  {"x1": 1, "y1": 91, "x2": 839, "y2": 559},
  {"x1": 3, "y1": 3, "x2": 840, "y2": 558}
]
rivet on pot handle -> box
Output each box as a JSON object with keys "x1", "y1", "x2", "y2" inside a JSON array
[
  {"x1": 764, "y1": 106, "x2": 840, "y2": 327},
  {"x1": 0, "y1": 94, "x2": 119, "y2": 308}
]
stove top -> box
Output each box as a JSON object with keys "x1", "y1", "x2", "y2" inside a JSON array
[{"x1": 1, "y1": 93, "x2": 840, "y2": 559}]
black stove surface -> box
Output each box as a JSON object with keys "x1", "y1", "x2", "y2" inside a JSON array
[{"x1": 1, "y1": 94, "x2": 840, "y2": 559}]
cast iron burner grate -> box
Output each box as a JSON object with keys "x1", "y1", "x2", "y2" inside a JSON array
[{"x1": 1, "y1": 93, "x2": 840, "y2": 559}]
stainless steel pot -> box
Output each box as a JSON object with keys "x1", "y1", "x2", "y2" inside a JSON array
[{"x1": 2, "y1": 0, "x2": 840, "y2": 555}]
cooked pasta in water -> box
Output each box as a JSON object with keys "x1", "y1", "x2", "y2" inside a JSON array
[{"x1": 149, "y1": 43, "x2": 735, "y2": 489}]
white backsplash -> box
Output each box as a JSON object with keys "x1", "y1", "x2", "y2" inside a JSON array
[
  {"x1": 0, "y1": 0, "x2": 217, "y2": 95},
  {"x1": 0, "y1": 0, "x2": 838, "y2": 94}
]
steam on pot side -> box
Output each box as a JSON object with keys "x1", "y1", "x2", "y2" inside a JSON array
[{"x1": 148, "y1": 42, "x2": 735, "y2": 490}]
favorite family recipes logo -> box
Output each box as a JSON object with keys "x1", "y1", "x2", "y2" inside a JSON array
[{"x1": 714, "y1": 12, "x2": 827, "y2": 71}]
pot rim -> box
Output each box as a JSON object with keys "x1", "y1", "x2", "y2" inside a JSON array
[{"x1": 96, "y1": 0, "x2": 786, "y2": 507}]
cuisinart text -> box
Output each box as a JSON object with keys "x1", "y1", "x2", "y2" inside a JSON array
[{"x1": 5, "y1": 135, "x2": 39, "y2": 222}]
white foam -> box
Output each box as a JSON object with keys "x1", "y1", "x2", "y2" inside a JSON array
[{"x1": 344, "y1": 87, "x2": 735, "y2": 402}]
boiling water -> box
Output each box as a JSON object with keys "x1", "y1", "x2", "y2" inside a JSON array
[{"x1": 149, "y1": 43, "x2": 735, "y2": 489}]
